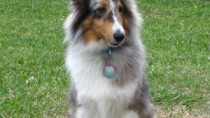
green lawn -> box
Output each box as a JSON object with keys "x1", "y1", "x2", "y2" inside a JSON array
[{"x1": 0, "y1": 0, "x2": 209, "y2": 117}]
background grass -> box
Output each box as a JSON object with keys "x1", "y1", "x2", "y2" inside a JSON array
[{"x1": 0, "y1": 0, "x2": 209, "y2": 117}]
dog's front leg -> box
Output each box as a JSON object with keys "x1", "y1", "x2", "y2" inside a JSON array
[
  {"x1": 122, "y1": 111, "x2": 139, "y2": 118},
  {"x1": 75, "y1": 104, "x2": 99, "y2": 118},
  {"x1": 76, "y1": 107, "x2": 88, "y2": 118}
]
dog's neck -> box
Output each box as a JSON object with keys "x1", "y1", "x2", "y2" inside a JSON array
[
  {"x1": 102, "y1": 46, "x2": 121, "y2": 78},
  {"x1": 102, "y1": 46, "x2": 119, "y2": 54}
]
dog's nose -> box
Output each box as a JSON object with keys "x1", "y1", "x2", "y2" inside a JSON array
[{"x1": 113, "y1": 32, "x2": 125, "y2": 42}]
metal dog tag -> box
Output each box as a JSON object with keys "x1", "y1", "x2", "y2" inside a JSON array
[{"x1": 103, "y1": 64, "x2": 117, "y2": 78}]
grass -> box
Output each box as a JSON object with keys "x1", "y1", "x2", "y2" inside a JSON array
[{"x1": 0, "y1": 0, "x2": 209, "y2": 117}]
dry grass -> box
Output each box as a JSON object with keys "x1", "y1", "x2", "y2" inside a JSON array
[{"x1": 156, "y1": 106, "x2": 209, "y2": 118}]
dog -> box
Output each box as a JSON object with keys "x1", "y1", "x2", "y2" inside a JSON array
[{"x1": 64, "y1": 0, "x2": 155, "y2": 118}]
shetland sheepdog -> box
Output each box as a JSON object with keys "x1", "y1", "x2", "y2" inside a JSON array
[{"x1": 64, "y1": 0, "x2": 155, "y2": 118}]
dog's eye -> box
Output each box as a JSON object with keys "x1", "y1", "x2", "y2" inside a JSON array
[
  {"x1": 93, "y1": 7, "x2": 106, "y2": 18},
  {"x1": 119, "y1": 6, "x2": 123, "y2": 13},
  {"x1": 95, "y1": 7, "x2": 106, "y2": 14}
]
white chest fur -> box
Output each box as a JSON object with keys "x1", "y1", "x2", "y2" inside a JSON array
[{"x1": 66, "y1": 52, "x2": 139, "y2": 118}]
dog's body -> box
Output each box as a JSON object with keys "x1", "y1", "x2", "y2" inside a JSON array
[{"x1": 64, "y1": 0, "x2": 155, "y2": 118}]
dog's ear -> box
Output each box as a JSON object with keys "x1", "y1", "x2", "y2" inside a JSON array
[
  {"x1": 70, "y1": 0, "x2": 91, "y2": 33},
  {"x1": 71, "y1": 0, "x2": 82, "y2": 8},
  {"x1": 71, "y1": 0, "x2": 90, "y2": 10}
]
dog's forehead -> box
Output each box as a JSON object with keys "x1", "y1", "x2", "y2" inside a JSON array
[{"x1": 90, "y1": 0, "x2": 118, "y2": 9}]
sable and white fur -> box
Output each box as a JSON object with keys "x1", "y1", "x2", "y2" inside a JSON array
[{"x1": 64, "y1": 0, "x2": 155, "y2": 118}]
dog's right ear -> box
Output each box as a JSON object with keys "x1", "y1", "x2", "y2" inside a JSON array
[
  {"x1": 71, "y1": 0, "x2": 81, "y2": 9},
  {"x1": 71, "y1": 0, "x2": 89, "y2": 10}
]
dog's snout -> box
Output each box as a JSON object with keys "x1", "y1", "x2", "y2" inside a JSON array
[{"x1": 113, "y1": 32, "x2": 125, "y2": 42}]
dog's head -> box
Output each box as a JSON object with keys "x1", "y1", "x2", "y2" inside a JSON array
[{"x1": 69, "y1": 0, "x2": 135, "y2": 48}]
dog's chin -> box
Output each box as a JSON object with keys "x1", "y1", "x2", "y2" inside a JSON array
[
  {"x1": 107, "y1": 40, "x2": 125, "y2": 48},
  {"x1": 107, "y1": 43, "x2": 121, "y2": 47}
]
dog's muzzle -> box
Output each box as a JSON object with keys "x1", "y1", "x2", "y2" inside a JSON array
[{"x1": 108, "y1": 31, "x2": 125, "y2": 47}]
